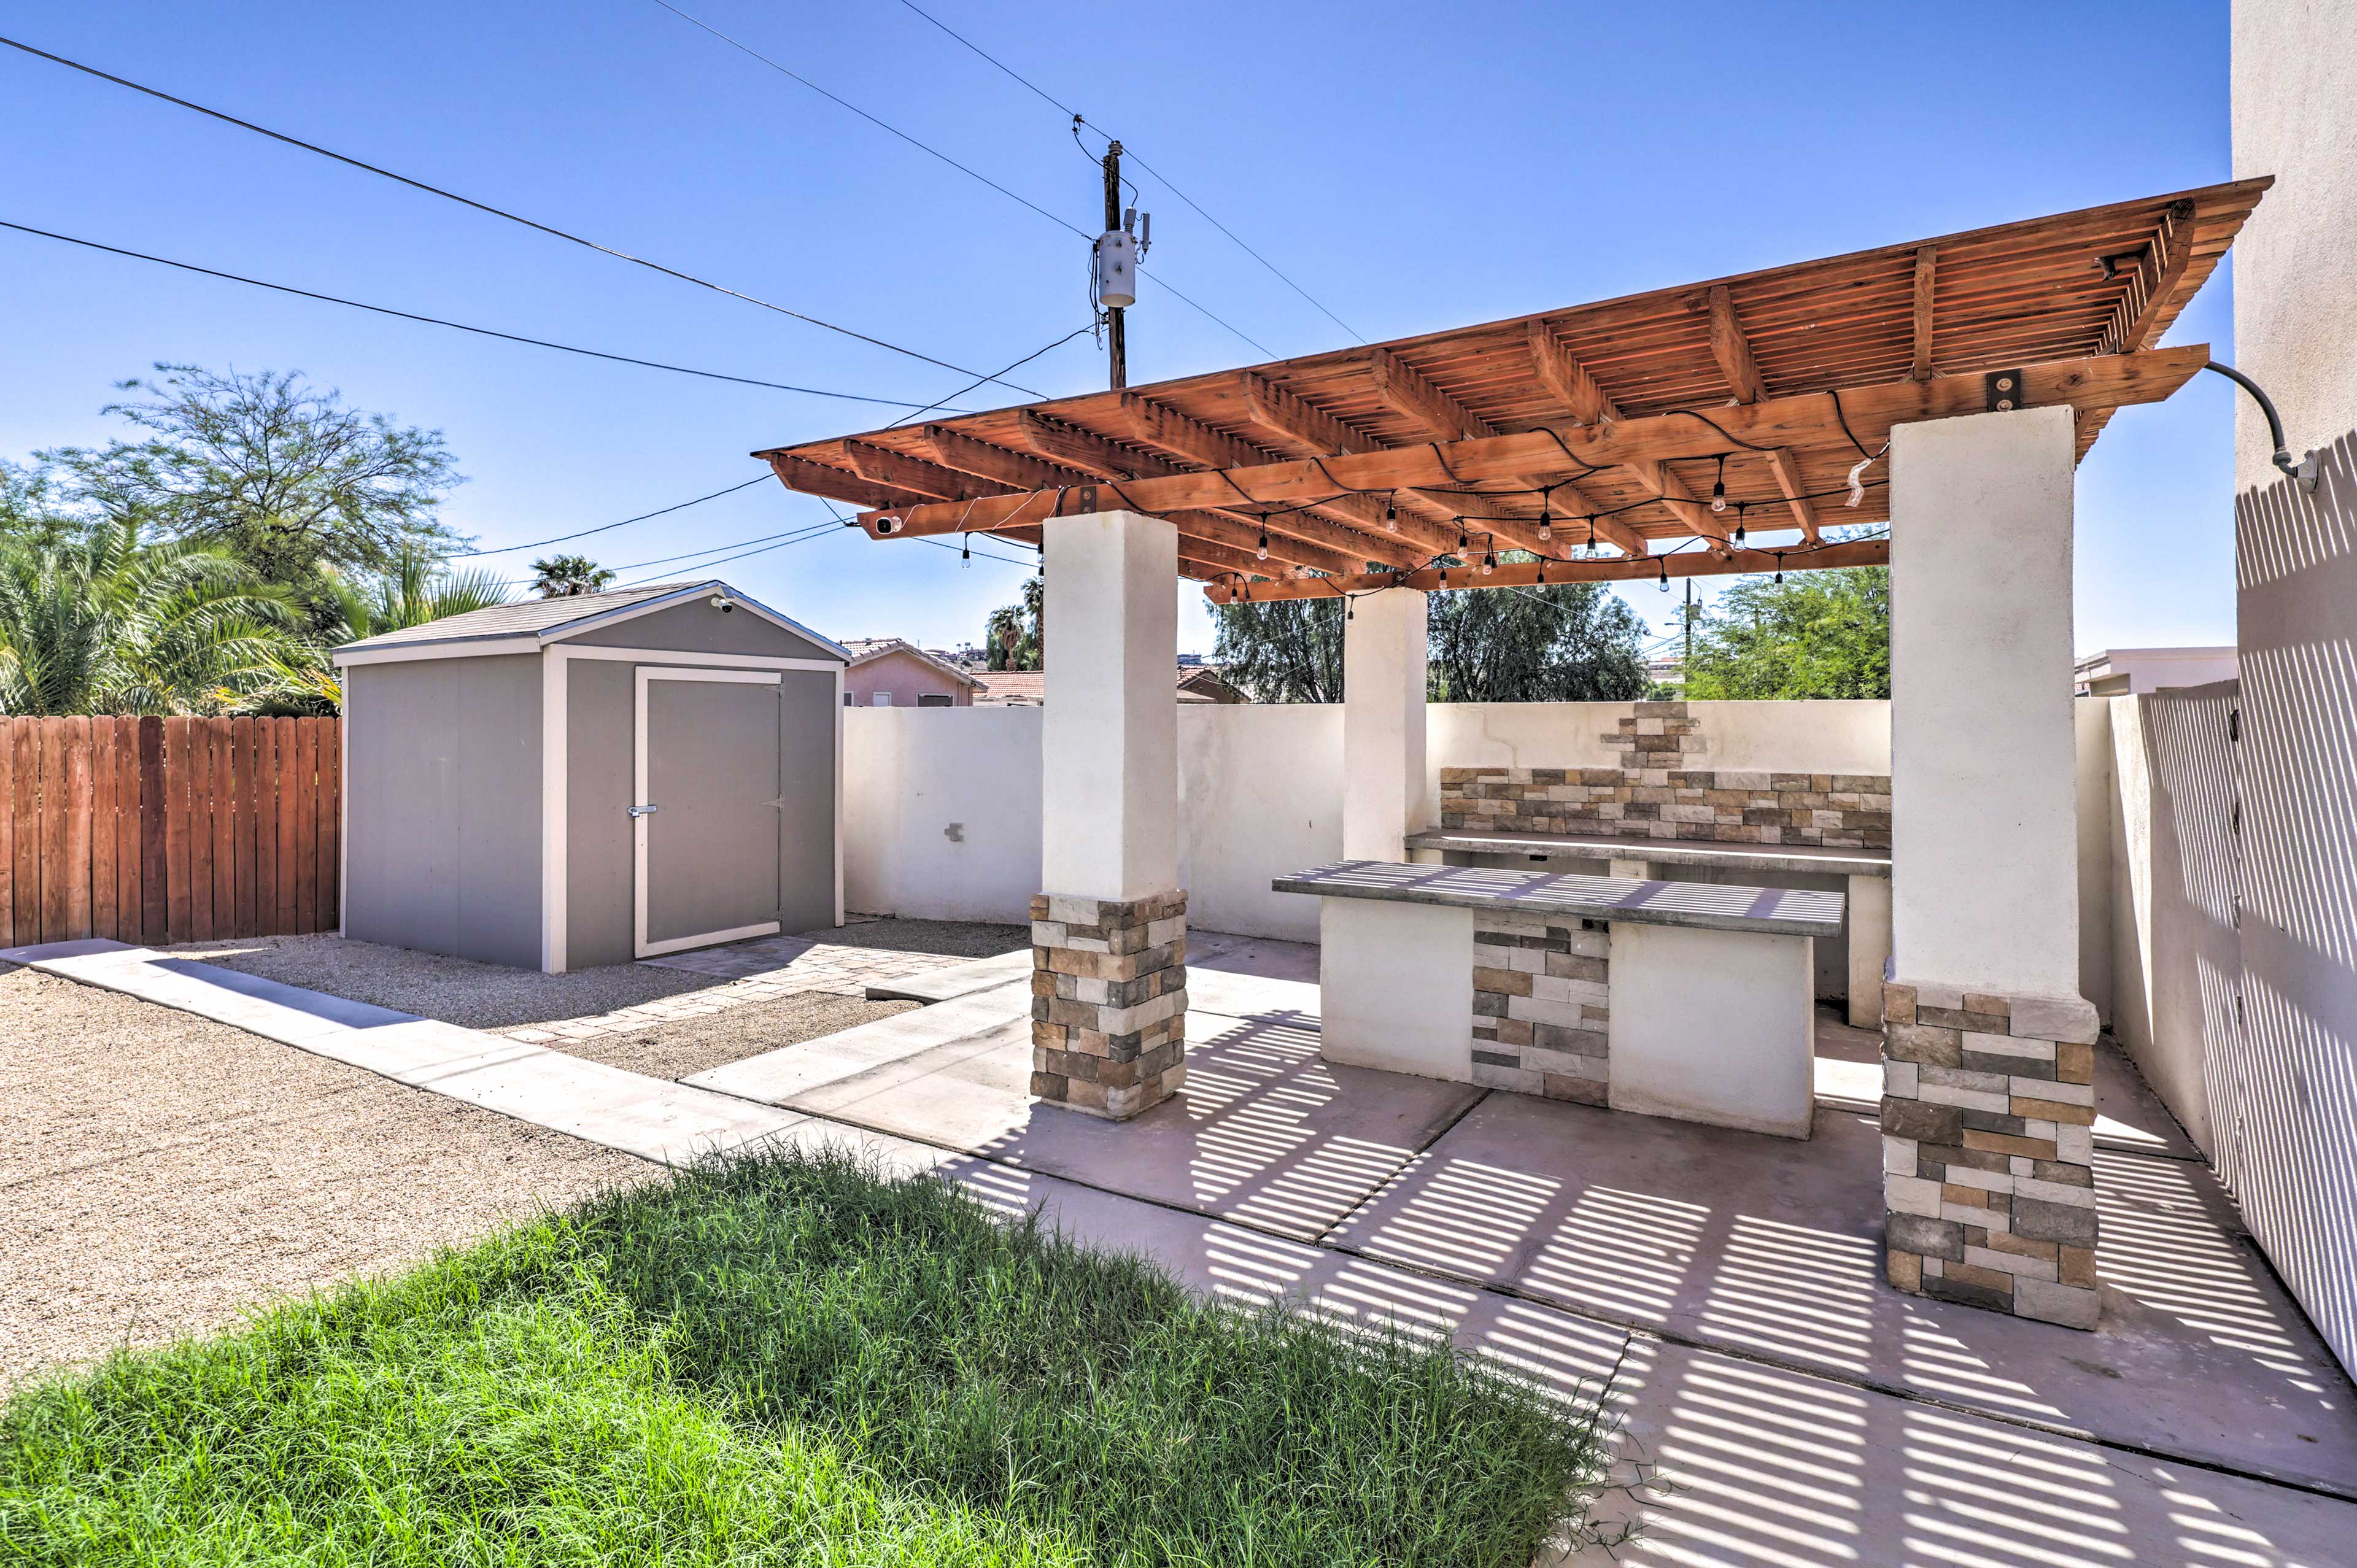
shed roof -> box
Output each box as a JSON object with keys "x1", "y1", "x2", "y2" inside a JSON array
[
  {"x1": 333, "y1": 579, "x2": 851, "y2": 661},
  {"x1": 841, "y1": 637, "x2": 987, "y2": 689},
  {"x1": 753, "y1": 179, "x2": 2266, "y2": 604}
]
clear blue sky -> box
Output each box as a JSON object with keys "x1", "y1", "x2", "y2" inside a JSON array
[{"x1": 1, "y1": 0, "x2": 2234, "y2": 657}]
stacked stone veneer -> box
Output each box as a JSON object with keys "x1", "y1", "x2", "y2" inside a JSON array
[
  {"x1": 1880, "y1": 979, "x2": 2102, "y2": 1329},
  {"x1": 1439, "y1": 701, "x2": 1892, "y2": 850},
  {"x1": 1471, "y1": 913, "x2": 1611, "y2": 1104},
  {"x1": 1029, "y1": 890, "x2": 1188, "y2": 1120}
]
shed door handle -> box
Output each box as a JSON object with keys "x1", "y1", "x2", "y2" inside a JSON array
[{"x1": 629, "y1": 803, "x2": 659, "y2": 819}]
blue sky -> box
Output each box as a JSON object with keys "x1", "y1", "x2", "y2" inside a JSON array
[{"x1": 1, "y1": 1, "x2": 2233, "y2": 657}]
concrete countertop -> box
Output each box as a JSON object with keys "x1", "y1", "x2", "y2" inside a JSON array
[
  {"x1": 1407, "y1": 828, "x2": 1891, "y2": 879},
  {"x1": 1273, "y1": 860, "x2": 1846, "y2": 939}
]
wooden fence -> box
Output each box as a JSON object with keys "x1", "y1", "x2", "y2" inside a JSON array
[{"x1": 0, "y1": 716, "x2": 341, "y2": 949}]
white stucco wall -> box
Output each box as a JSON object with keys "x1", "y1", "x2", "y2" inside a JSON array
[
  {"x1": 844, "y1": 700, "x2": 1887, "y2": 943},
  {"x1": 2231, "y1": 0, "x2": 2357, "y2": 1378}
]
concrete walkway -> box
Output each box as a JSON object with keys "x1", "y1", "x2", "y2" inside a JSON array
[{"x1": 10, "y1": 931, "x2": 2353, "y2": 1564}]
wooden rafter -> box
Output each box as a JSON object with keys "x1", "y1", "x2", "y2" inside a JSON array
[
  {"x1": 1232, "y1": 371, "x2": 1463, "y2": 535},
  {"x1": 840, "y1": 439, "x2": 1005, "y2": 503},
  {"x1": 1704, "y1": 285, "x2": 1766, "y2": 404},
  {"x1": 1911, "y1": 245, "x2": 1938, "y2": 381},
  {"x1": 1117, "y1": 390, "x2": 1414, "y2": 561},
  {"x1": 763, "y1": 453, "x2": 910, "y2": 511},
  {"x1": 1202, "y1": 537, "x2": 1891, "y2": 604},
  {"x1": 921, "y1": 425, "x2": 1094, "y2": 492},
  {"x1": 1760, "y1": 447, "x2": 1822, "y2": 544},
  {"x1": 1525, "y1": 320, "x2": 1619, "y2": 424},
  {"x1": 2102, "y1": 199, "x2": 2198, "y2": 355},
  {"x1": 850, "y1": 347, "x2": 2208, "y2": 542}
]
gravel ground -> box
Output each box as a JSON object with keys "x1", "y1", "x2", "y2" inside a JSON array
[
  {"x1": 542, "y1": 991, "x2": 919, "y2": 1080},
  {"x1": 0, "y1": 965, "x2": 648, "y2": 1393},
  {"x1": 184, "y1": 934, "x2": 720, "y2": 1030}
]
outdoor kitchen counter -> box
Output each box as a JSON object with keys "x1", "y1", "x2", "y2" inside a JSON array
[
  {"x1": 1403, "y1": 828, "x2": 1892, "y2": 1028},
  {"x1": 1276, "y1": 860, "x2": 1841, "y2": 1139}
]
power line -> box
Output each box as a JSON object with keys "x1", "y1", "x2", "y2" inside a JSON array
[
  {"x1": 449, "y1": 476, "x2": 773, "y2": 558},
  {"x1": 889, "y1": 0, "x2": 1364, "y2": 344},
  {"x1": 0, "y1": 220, "x2": 983, "y2": 412},
  {"x1": 616, "y1": 518, "x2": 846, "y2": 585},
  {"x1": 650, "y1": 1, "x2": 1277, "y2": 360},
  {"x1": 0, "y1": 33, "x2": 1050, "y2": 397}
]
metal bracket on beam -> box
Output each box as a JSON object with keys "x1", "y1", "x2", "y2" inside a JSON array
[
  {"x1": 1984, "y1": 369, "x2": 2028, "y2": 412},
  {"x1": 1064, "y1": 484, "x2": 1100, "y2": 516}
]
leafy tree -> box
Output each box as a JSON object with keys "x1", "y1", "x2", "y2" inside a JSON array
[
  {"x1": 0, "y1": 515, "x2": 304, "y2": 715},
  {"x1": 985, "y1": 576, "x2": 1043, "y2": 671},
  {"x1": 1210, "y1": 568, "x2": 1648, "y2": 703},
  {"x1": 1212, "y1": 597, "x2": 1345, "y2": 702},
  {"x1": 1426, "y1": 575, "x2": 1649, "y2": 702},
  {"x1": 1682, "y1": 565, "x2": 1890, "y2": 699},
  {"x1": 530, "y1": 553, "x2": 616, "y2": 597},
  {"x1": 41, "y1": 364, "x2": 464, "y2": 585},
  {"x1": 0, "y1": 460, "x2": 87, "y2": 552}
]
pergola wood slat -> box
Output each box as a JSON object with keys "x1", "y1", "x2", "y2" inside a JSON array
[
  {"x1": 754, "y1": 180, "x2": 2262, "y2": 594},
  {"x1": 1206, "y1": 537, "x2": 1892, "y2": 604}
]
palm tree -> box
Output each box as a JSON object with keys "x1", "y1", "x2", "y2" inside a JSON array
[
  {"x1": 529, "y1": 553, "x2": 614, "y2": 597},
  {"x1": 0, "y1": 516, "x2": 304, "y2": 715},
  {"x1": 279, "y1": 547, "x2": 511, "y2": 709}
]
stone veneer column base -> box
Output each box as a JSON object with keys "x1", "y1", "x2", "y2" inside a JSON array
[
  {"x1": 1029, "y1": 890, "x2": 1188, "y2": 1120},
  {"x1": 1881, "y1": 978, "x2": 2102, "y2": 1329},
  {"x1": 1472, "y1": 913, "x2": 1610, "y2": 1103}
]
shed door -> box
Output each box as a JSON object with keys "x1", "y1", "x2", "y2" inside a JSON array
[{"x1": 634, "y1": 667, "x2": 784, "y2": 957}]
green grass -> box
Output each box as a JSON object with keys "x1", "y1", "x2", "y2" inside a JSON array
[{"x1": 1, "y1": 1149, "x2": 1604, "y2": 1567}]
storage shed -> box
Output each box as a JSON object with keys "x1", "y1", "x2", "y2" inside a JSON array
[{"x1": 331, "y1": 579, "x2": 847, "y2": 972}]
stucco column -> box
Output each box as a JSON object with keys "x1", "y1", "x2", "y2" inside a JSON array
[
  {"x1": 1342, "y1": 588, "x2": 1428, "y2": 862},
  {"x1": 1879, "y1": 406, "x2": 2102, "y2": 1329},
  {"x1": 1030, "y1": 511, "x2": 1188, "y2": 1120}
]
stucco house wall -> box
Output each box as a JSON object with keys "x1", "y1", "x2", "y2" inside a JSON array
[{"x1": 846, "y1": 645, "x2": 975, "y2": 707}]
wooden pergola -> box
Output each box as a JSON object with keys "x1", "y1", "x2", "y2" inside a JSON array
[{"x1": 756, "y1": 179, "x2": 2264, "y2": 602}]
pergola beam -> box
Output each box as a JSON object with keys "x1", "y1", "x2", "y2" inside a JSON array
[
  {"x1": 1761, "y1": 447, "x2": 1822, "y2": 543},
  {"x1": 763, "y1": 453, "x2": 913, "y2": 511},
  {"x1": 853, "y1": 347, "x2": 2207, "y2": 541},
  {"x1": 1119, "y1": 390, "x2": 1413, "y2": 558},
  {"x1": 841, "y1": 439, "x2": 1005, "y2": 503},
  {"x1": 1203, "y1": 537, "x2": 1891, "y2": 604},
  {"x1": 1525, "y1": 320, "x2": 1619, "y2": 424},
  {"x1": 2102, "y1": 199, "x2": 2197, "y2": 355}
]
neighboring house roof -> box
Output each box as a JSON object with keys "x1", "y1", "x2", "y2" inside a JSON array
[
  {"x1": 840, "y1": 637, "x2": 986, "y2": 690},
  {"x1": 972, "y1": 666, "x2": 1247, "y2": 705},
  {"x1": 332, "y1": 579, "x2": 850, "y2": 662}
]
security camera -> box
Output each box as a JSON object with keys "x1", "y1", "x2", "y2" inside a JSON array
[
  {"x1": 874, "y1": 516, "x2": 900, "y2": 535},
  {"x1": 710, "y1": 593, "x2": 735, "y2": 613}
]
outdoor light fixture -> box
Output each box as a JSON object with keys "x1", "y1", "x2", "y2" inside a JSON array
[
  {"x1": 1774, "y1": 552, "x2": 1785, "y2": 584},
  {"x1": 1657, "y1": 557, "x2": 1670, "y2": 591},
  {"x1": 961, "y1": 533, "x2": 971, "y2": 565},
  {"x1": 1711, "y1": 453, "x2": 1728, "y2": 512},
  {"x1": 1256, "y1": 531, "x2": 1269, "y2": 561},
  {"x1": 1538, "y1": 519, "x2": 1552, "y2": 541},
  {"x1": 1481, "y1": 546, "x2": 1496, "y2": 575},
  {"x1": 1383, "y1": 499, "x2": 1398, "y2": 532},
  {"x1": 1456, "y1": 525, "x2": 1469, "y2": 552},
  {"x1": 1733, "y1": 503, "x2": 1746, "y2": 547}
]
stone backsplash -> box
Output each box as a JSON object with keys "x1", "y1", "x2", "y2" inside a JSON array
[{"x1": 1438, "y1": 700, "x2": 1891, "y2": 850}]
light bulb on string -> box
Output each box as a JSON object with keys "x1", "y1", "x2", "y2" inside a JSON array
[
  {"x1": 1732, "y1": 502, "x2": 1746, "y2": 548},
  {"x1": 1481, "y1": 544, "x2": 1496, "y2": 576},
  {"x1": 1383, "y1": 499, "x2": 1398, "y2": 533},
  {"x1": 1710, "y1": 453, "x2": 1728, "y2": 513},
  {"x1": 1657, "y1": 557, "x2": 1670, "y2": 592},
  {"x1": 1455, "y1": 524, "x2": 1469, "y2": 554},
  {"x1": 1774, "y1": 552, "x2": 1784, "y2": 585},
  {"x1": 961, "y1": 533, "x2": 971, "y2": 566},
  {"x1": 1538, "y1": 486, "x2": 1553, "y2": 541},
  {"x1": 1255, "y1": 530, "x2": 1269, "y2": 562}
]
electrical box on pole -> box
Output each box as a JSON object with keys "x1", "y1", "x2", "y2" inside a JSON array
[{"x1": 1088, "y1": 134, "x2": 1147, "y2": 390}]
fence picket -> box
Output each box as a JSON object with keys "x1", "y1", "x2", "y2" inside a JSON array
[{"x1": 0, "y1": 714, "x2": 340, "y2": 949}]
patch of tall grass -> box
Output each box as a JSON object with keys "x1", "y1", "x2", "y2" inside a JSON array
[{"x1": 1, "y1": 1149, "x2": 1603, "y2": 1567}]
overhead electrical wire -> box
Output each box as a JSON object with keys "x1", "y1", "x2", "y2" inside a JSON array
[
  {"x1": 646, "y1": 1, "x2": 1277, "y2": 359},
  {"x1": 0, "y1": 33, "x2": 1051, "y2": 397},
  {"x1": 447, "y1": 476, "x2": 773, "y2": 558},
  {"x1": 888, "y1": 0, "x2": 1366, "y2": 344},
  {"x1": 0, "y1": 220, "x2": 983, "y2": 412}
]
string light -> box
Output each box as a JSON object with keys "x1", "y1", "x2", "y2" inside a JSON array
[
  {"x1": 1455, "y1": 523, "x2": 1469, "y2": 553},
  {"x1": 1383, "y1": 498, "x2": 1398, "y2": 533},
  {"x1": 1774, "y1": 552, "x2": 1784, "y2": 584},
  {"x1": 1657, "y1": 556, "x2": 1670, "y2": 592},
  {"x1": 1255, "y1": 530, "x2": 1269, "y2": 561},
  {"x1": 1710, "y1": 453, "x2": 1728, "y2": 513},
  {"x1": 1732, "y1": 501, "x2": 1746, "y2": 548},
  {"x1": 1481, "y1": 540, "x2": 1496, "y2": 576},
  {"x1": 961, "y1": 532, "x2": 971, "y2": 565},
  {"x1": 1538, "y1": 485, "x2": 1553, "y2": 541}
]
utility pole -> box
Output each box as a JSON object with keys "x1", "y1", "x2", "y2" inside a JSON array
[
  {"x1": 1102, "y1": 138, "x2": 1126, "y2": 389},
  {"x1": 1682, "y1": 578, "x2": 1695, "y2": 679}
]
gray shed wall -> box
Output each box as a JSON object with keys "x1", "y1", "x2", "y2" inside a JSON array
[
  {"x1": 567, "y1": 599, "x2": 840, "y2": 660},
  {"x1": 564, "y1": 657, "x2": 839, "y2": 968},
  {"x1": 344, "y1": 653, "x2": 544, "y2": 967}
]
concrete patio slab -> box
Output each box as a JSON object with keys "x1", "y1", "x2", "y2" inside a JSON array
[
  {"x1": 692, "y1": 977, "x2": 1480, "y2": 1239},
  {"x1": 863, "y1": 948, "x2": 1033, "y2": 1002},
  {"x1": 1563, "y1": 1334, "x2": 2357, "y2": 1567},
  {"x1": 2, "y1": 940, "x2": 804, "y2": 1167},
  {"x1": 1325, "y1": 1089, "x2": 2357, "y2": 1497},
  {"x1": 814, "y1": 1122, "x2": 2357, "y2": 1568}
]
